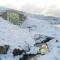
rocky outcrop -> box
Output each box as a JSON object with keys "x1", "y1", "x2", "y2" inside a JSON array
[
  {"x1": 34, "y1": 34, "x2": 54, "y2": 45},
  {"x1": 0, "y1": 45, "x2": 9, "y2": 54},
  {"x1": 20, "y1": 54, "x2": 36, "y2": 60},
  {"x1": 13, "y1": 48, "x2": 26, "y2": 56}
]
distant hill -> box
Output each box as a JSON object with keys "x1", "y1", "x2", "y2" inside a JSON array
[
  {"x1": 25, "y1": 12, "x2": 60, "y2": 24},
  {"x1": 0, "y1": 6, "x2": 60, "y2": 25}
]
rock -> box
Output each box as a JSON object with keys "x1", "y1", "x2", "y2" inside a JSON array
[
  {"x1": 57, "y1": 46, "x2": 60, "y2": 48},
  {"x1": 41, "y1": 36, "x2": 54, "y2": 43},
  {"x1": 0, "y1": 45, "x2": 9, "y2": 54},
  {"x1": 56, "y1": 40, "x2": 59, "y2": 42},
  {"x1": 38, "y1": 43, "x2": 48, "y2": 55},
  {"x1": 20, "y1": 54, "x2": 36, "y2": 60},
  {"x1": 13, "y1": 48, "x2": 26, "y2": 56},
  {"x1": 34, "y1": 34, "x2": 54, "y2": 44},
  {"x1": 19, "y1": 54, "x2": 28, "y2": 60},
  {"x1": 34, "y1": 34, "x2": 41, "y2": 40}
]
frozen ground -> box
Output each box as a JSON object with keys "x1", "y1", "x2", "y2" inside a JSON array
[
  {"x1": 0, "y1": 14, "x2": 60, "y2": 60},
  {"x1": 0, "y1": 17, "x2": 38, "y2": 60},
  {"x1": 20, "y1": 15, "x2": 60, "y2": 60}
]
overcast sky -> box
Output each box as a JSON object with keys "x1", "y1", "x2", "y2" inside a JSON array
[
  {"x1": 0, "y1": 0, "x2": 60, "y2": 17},
  {"x1": 0, "y1": 0, "x2": 59, "y2": 9}
]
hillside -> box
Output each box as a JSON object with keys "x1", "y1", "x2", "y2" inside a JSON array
[{"x1": 0, "y1": 7, "x2": 60, "y2": 60}]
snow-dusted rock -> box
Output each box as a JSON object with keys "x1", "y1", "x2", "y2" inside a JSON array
[
  {"x1": 13, "y1": 48, "x2": 25, "y2": 56},
  {"x1": 0, "y1": 45, "x2": 9, "y2": 54},
  {"x1": 34, "y1": 34, "x2": 54, "y2": 44}
]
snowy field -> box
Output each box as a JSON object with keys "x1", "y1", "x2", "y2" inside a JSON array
[{"x1": 0, "y1": 13, "x2": 60, "y2": 60}]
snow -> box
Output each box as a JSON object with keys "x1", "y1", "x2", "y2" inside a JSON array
[
  {"x1": 21, "y1": 15, "x2": 60, "y2": 60},
  {"x1": 21, "y1": 16, "x2": 56, "y2": 37},
  {"x1": 37, "y1": 39, "x2": 60, "y2": 60},
  {"x1": 0, "y1": 12, "x2": 60, "y2": 60},
  {"x1": 0, "y1": 17, "x2": 38, "y2": 60}
]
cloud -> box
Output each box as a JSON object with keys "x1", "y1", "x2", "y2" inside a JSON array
[
  {"x1": 43, "y1": 6, "x2": 60, "y2": 17},
  {"x1": 21, "y1": 4, "x2": 60, "y2": 17},
  {"x1": 21, "y1": 4, "x2": 43, "y2": 14},
  {"x1": 0, "y1": 0, "x2": 60, "y2": 17}
]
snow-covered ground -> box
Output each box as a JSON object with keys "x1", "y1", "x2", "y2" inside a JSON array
[
  {"x1": 21, "y1": 15, "x2": 60, "y2": 60},
  {"x1": 0, "y1": 17, "x2": 38, "y2": 60},
  {"x1": 0, "y1": 12, "x2": 60, "y2": 60}
]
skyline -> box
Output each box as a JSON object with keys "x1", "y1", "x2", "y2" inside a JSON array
[
  {"x1": 0, "y1": 0, "x2": 59, "y2": 9},
  {"x1": 0, "y1": 0, "x2": 60, "y2": 17}
]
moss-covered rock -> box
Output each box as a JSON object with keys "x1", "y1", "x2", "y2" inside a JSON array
[{"x1": 2, "y1": 10, "x2": 26, "y2": 25}]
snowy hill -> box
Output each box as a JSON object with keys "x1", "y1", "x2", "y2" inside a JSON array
[
  {"x1": 21, "y1": 14, "x2": 57, "y2": 37},
  {"x1": 24, "y1": 13, "x2": 60, "y2": 24},
  {"x1": 0, "y1": 8, "x2": 60, "y2": 60},
  {"x1": 20, "y1": 13, "x2": 60, "y2": 60},
  {"x1": 0, "y1": 17, "x2": 39, "y2": 60}
]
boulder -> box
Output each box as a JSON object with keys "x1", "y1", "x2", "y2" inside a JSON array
[
  {"x1": 13, "y1": 48, "x2": 26, "y2": 56},
  {"x1": 34, "y1": 34, "x2": 54, "y2": 44},
  {"x1": 0, "y1": 45, "x2": 9, "y2": 54},
  {"x1": 19, "y1": 54, "x2": 36, "y2": 60}
]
